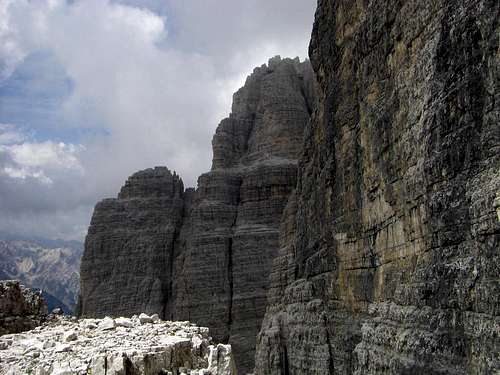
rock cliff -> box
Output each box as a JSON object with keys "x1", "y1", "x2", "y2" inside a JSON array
[
  {"x1": 0, "y1": 280, "x2": 47, "y2": 335},
  {"x1": 79, "y1": 167, "x2": 186, "y2": 317},
  {"x1": 255, "y1": 0, "x2": 499, "y2": 374},
  {"x1": 171, "y1": 57, "x2": 315, "y2": 373},
  {"x1": 79, "y1": 57, "x2": 315, "y2": 374}
]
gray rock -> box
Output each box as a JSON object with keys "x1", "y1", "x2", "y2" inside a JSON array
[
  {"x1": 0, "y1": 280, "x2": 47, "y2": 335},
  {"x1": 151, "y1": 313, "x2": 160, "y2": 323},
  {"x1": 171, "y1": 57, "x2": 315, "y2": 373},
  {"x1": 207, "y1": 344, "x2": 237, "y2": 375},
  {"x1": 51, "y1": 308, "x2": 64, "y2": 315},
  {"x1": 79, "y1": 57, "x2": 316, "y2": 374},
  {"x1": 139, "y1": 313, "x2": 152, "y2": 324},
  {"x1": 98, "y1": 316, "x2": 115, "y2": 330},
  {"x1": 50, "y1": 363, "x2": 73, "y2": 375},
  {"x1": 0, "y1": 315, "x2": 236, "y2": 375},
  {"x1": 83, "y1": 320, "x2": 97, "y2": 330},
  {"x1": 255, "y1": 0, "x2": 500, "y2": 374},
  {"x1": 79, "y1": 167, "x2": 186, "y2": 318},
  {"x1": 62, "y1": 330, "x2": 77, "y2": 342},
  {"x1": 115, "y1": 317, "x2": 133, "y2": 328},
  {"x1": 53, "y1": 343, "x2": 72, "y2": 353}
]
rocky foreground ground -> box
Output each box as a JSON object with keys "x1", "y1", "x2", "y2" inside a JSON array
[{"x1": 0, "y1": 314, "x2": 236, "y2": 375}]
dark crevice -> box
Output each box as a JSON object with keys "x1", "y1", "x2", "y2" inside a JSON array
[
  {"x1": 243, "y1": 113, "x2": 257, "y2": 153},
  {"x1": 323, "y1": 314, "x2": 335, "y2": 373},
  {"x1": 124, "y1": 356, "x2": 135, "y2": 375},
  {"x1": 281, "y1": 345, "x2": 290, "y2": 375},
  {"x1": 163, "y1": 188, "x2": 191, "y2": 320},
  {"x1": 300, "y1": 80, "x2": 314, "y2": 116},
  {"x1": 226, "y1": 178, "x2": 242, "y2": 343},
  {"x1": 227, "y1": 236, "x2": 234, "y2": 335},
  {"x1": 163, "y1": 227, "x2": 178, "y2": 320}
]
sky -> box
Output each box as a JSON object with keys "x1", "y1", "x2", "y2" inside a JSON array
[{"x1": 0, "y1": 0, "x2": 317, "y2": 241}]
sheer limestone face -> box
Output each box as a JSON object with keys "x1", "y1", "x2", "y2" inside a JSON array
[
  {"x1": 254, "y1": 0, "x2": 500, "y2": 373},
  {"x1": 79, "y1": 57, "x2": 316, "y2": 374}
]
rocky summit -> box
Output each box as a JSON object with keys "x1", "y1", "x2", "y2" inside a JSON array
[
  {"x1": 0, "y1": 314, "x2": 235, "y2": 375},
  {"x1": 79, "y1": 56, "x2": 315, "y2": 374},
  {"x1": 79, "y1": 167, "x2": 186, "y2": 318}
]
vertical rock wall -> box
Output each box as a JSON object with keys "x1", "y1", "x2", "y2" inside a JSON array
[
  {"x1": 79, "y1": 57, "x2": 316, "y2": 374},
  {"x1": 255, "y1": 0, "x2": 499, "y2": 374},
  {"x1": 171, "y1": 57, "x2": 315, "y2": 373},
  {"x1": 79, "y1": 167, "x2": 186, "y2": 317}
]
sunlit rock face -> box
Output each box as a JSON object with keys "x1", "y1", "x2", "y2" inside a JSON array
[
  {"x1": 255, "y1": 0, "x2": 500, "y2": 374},
  {"x1": 79, "y1": 57, "x2": 316, "y2": 374}
]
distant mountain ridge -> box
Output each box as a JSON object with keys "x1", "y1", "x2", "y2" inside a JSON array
[{"x1": 0, "y1": 238, "x2": 83, "y2": 312}]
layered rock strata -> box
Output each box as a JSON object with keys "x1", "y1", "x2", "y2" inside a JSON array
[
  {"x1": 0, "y1": 280, "x2": 47, "y2": 335},
  {"x1": 79, "y1": 57, "x2": 315, "y2": 374},
  {"x1": 171, "y1": 57, "x2": 315, "y2": 373},
  {"x1": 0, "y1": 314, "x2": 235, "y2": 375},
  {"x1": 79, "y1": 167, "x2": 186, "y2": 317},
  {"x1": 255, "y1": 0, "x2": 500, "y2": 374}
]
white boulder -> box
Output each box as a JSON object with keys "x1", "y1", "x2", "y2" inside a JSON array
[
  {"x1": 62, "y1": 330, "x2": 77, "y2": 342},
  {"x1": 115, "y1": 317, "x2": 134, "y2": 328},
  {"x1": 138, "y1": 313, "x2": 152, "y2": 324},
  {"x1": 99, "y1": 316, "x2": 116, "y2": 330}
]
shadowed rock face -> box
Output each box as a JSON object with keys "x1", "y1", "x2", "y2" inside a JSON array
[
  {"x1": 255, "y1": 0, "x2": 499, "y2": 374},
  {"x1": 79, "y1": 167, "x2": 186, "y2": 318},
  {"x1": 79, "y1": 57, "x2": 316, "y2": 374},
  {"x1": 171, "y1": 57, "x2": 315, "y2": 373}
]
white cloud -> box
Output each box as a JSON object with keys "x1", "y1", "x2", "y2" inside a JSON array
[
  {"x1": 0, "y1": 0, "x2": 316, "y2": 240},
  {"x1": 6, "y1": 141, "x2": 83, "y2": 171},
  {"x1": 2, "y1": 166, "x2": 52, "y2": 184},
  {"x1": 0, "y1": 1, "x2": 25, "y2": 80},
  {"x1": 0, "y1": 130, "x2": 84, "y2": 185},
  {"x1": 0, "y1": 124, "x2": 25, "y2": 144}
]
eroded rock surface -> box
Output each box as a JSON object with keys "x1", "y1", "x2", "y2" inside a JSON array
[
  {"x1": 79, "y1": 167, "x2": 187, "y2": 317},
  {"x1": 0, "y1": 280, "x2": 47, "y2": 335},
  {"x1": 255, "y1": 0, "x2": 500, "y2": 374},
  {"x1": 79, "y1": 57, "x2": 315, "y2": 374},
  {"x1": 0, "y1": 315, "x2": 235, "y2": 375},
  {"x1": 171, "y1": 57, "x2": 315, "y2": 373}
]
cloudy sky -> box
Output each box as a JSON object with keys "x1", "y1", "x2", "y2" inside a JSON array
[{"x1": 0, "y1": 0, "x2": 317, "y2": 241}]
